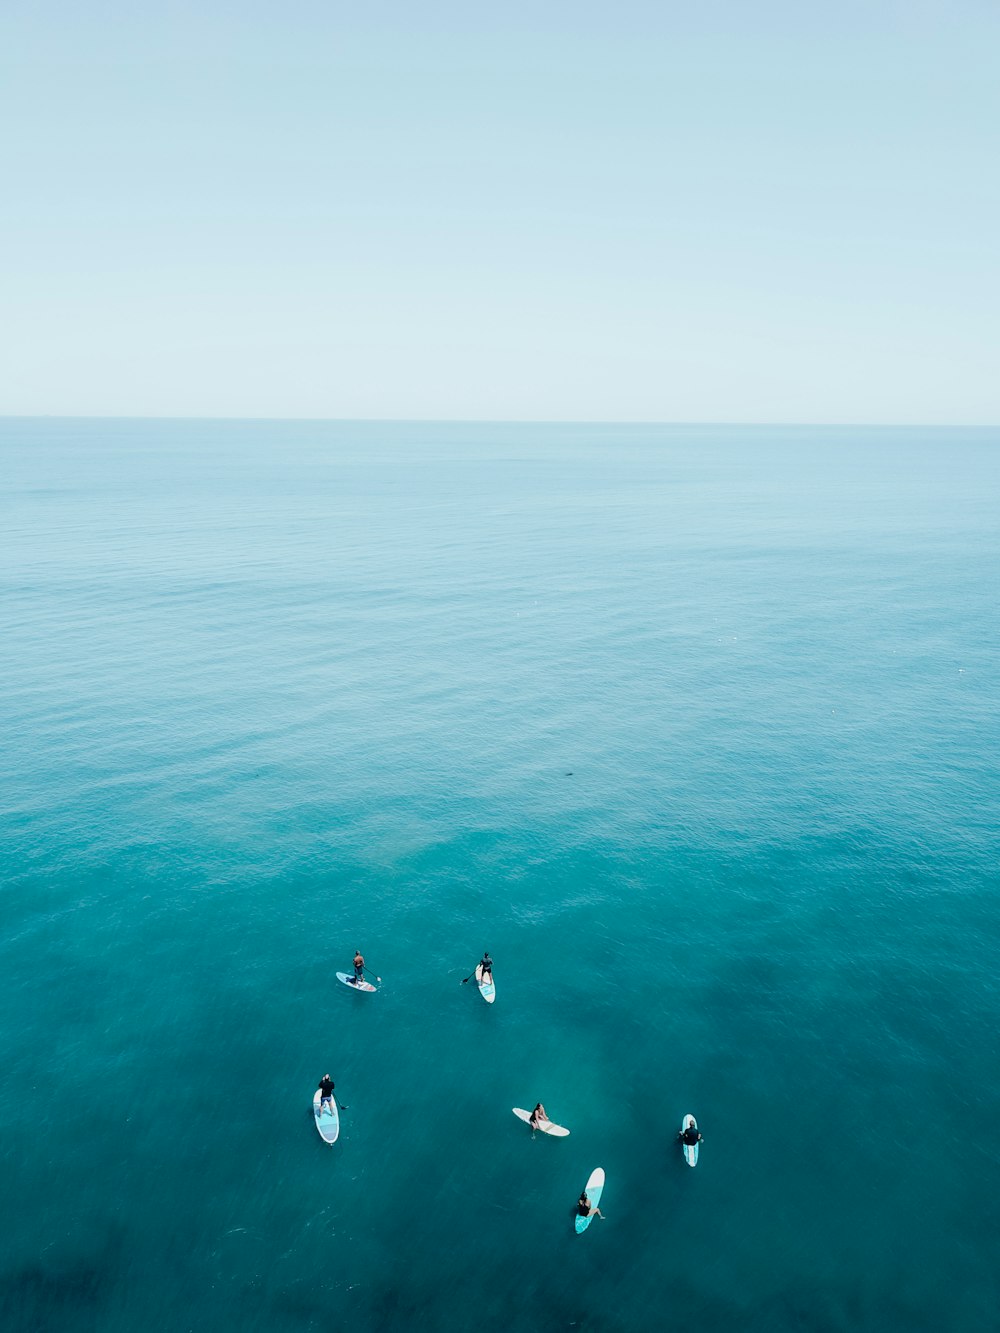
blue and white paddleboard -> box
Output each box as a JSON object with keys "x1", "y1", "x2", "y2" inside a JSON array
[
  {"x1": 575, "y1": 1167, "x2": 605, "y2": 1233},
  {"x1": 336, "y1": 971, "x2": 377, "y2": 993},
  {"x1": 681, "y1": 1113, "x2": 699, "y2": 1166},
  {"x1": 513, "y1": 1107, "x2": 570, "y2": 1137},
  {"x1": 313, "y1": 1088, "x2": 340, "y2": 1145},
  {"x1": 475, "y1": 964, "x2": 495, "y2": 1004}
]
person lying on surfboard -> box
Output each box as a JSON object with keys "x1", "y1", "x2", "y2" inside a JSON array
[
  {"x1": 678, "y1": 1123, "x2": 703, "y2": 1146},
  {"x1": 353, "y1": 950, "x2": 365, "y2": 984},
  {"x1": 318, "y1": 1074, "x2": 336, "y2": 1115},
  {"x1": 478, "y1": 952, "x2": 493, "y2": 984},
  {"x1": 529, "y1": 1103, "x2": 547, "y2": 1128},
  {"x1": 577, "y1": 1191, "x2": 604, "y2": 1220}
]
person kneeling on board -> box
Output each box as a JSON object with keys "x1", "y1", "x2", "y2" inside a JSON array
[
  {"x1": 353, "y1": 950, "x2": 365, "y2": 984},
  {"x1": 318, "y1": 1074, "x2": 336, "y2": 1115},
  {"x1": 678, "y1": 1123, "x2": 703, "y2": 1147},
  {"x1": 577, "y1": 1191, "x2": 604, "y2": 1221},
  {"x1": 529, "y1": 1103, "x2": 547, "y2": 1129}
]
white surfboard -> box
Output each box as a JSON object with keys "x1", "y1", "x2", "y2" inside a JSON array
[
  {"x1": 513, "y1": 1107, "x2": 570, "y2": 1137},
  {"x1": 475, "y1": 963, "x2": 495, "y2": 1004},
  {"x1": 575, "y1": 1167, "x2": 605, "y2": 1233},
  {"x1": 313, "y1": 1088, "x2": 340, "y2": 1145},
  {"x1": 681, "y1": 1113, "x2": 700, "y2": 1166},
  {"x1": 336, "y1": 971, "x2": 377, "y2": 993}
]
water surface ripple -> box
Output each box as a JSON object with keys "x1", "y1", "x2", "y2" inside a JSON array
[{"x1": 1, "y1": 420, "x2": 998, "y2": 1331}]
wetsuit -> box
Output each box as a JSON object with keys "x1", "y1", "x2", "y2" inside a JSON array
[{"x1": 681, "y1": 1127, "x2": 701, "y2": 1145}]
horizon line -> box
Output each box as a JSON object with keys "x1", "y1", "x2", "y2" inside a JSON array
[{"x1": 2, "y1": 414, "x2": 998, "y2": 430}]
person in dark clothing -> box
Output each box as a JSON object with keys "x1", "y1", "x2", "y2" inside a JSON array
[
  {"x1": 478, "y1": 952, "x2": 493, "y2": 984},
  {"x1": 318, "y1": 1074, "x2": 336, "y2": 1115},
  {"x1": 529, "y1": 1103, "x2": 548, "y2": 1129},
  {"x1": 577, "y1": 1191, "x2": 604, "y2": 1220},
  {"x1": 678, "y1": 1123, "x2": 703, "y2": 1147}
]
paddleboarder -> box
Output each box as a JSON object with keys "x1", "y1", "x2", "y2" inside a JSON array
[
  {"x1": 478, "y1": 951, "x2": 493, "y2": 985},
  {"x1": 353, "y1": 950, "x2": 365, "y2": 985},
  {"x1": 678, "y1": 1122, "x2": 703, "y2": 1147},
  {"x1": 529, "y1": 1102, "x2": 547, "y2": 1129},
  {"x1": 577, "y1": 1190, "x2": 604, "y2": 1221},
  {"x1": 318, "y1": 1074, "x2": 336, "y2": 1115}
]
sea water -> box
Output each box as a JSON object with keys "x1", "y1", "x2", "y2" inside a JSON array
[{"x1": 1, "y1": 419, "x2": 998, "y2": 1332}]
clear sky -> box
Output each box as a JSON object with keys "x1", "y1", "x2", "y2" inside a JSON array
[{"x1": 2, "y1": 0, "x2": 997, "y2": 422}]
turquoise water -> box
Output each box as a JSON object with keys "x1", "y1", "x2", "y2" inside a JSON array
[{"x1": 2, "y1": 419, "x2": 999, "y2": 1332}]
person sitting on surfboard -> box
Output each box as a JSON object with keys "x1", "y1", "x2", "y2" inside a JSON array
[
  {"x1": 678, "y1": 1123, "x2": 703, "y2": 1146},
  {"x1": 529, "y1": 1103, "x2": 547, "y2": 1128},
  {"x1": 353, "y1": 950, "x2": 365, "y2": 985},
  {"x1": 318, "y1": 1074, "x2": 335, "y2": 1115},
  {"x1": 577, "y1": 1191, "x2": 604, "y2": 1220},
  {"x1": 478, "y1": 952, "x2": 493, "y2": 984}
]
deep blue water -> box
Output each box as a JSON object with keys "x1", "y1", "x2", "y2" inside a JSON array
[{"x1": 1, "y1": 419, "x2": 999, "y2": 1332}]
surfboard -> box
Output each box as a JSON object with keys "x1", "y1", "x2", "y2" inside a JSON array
[
  {"x1": 575, "y1": 1167, "x2": 605, "y2": 1233},
  {"x1": 475, "y1": 963, "x2": 495, "y2": 1004},
  {"x1": 313, "y1": 1088, "x2": 340, "y2": 1145},
  {"x1": 513, "y1": 1107, "x2": 570, "y2": 1136},
  {"x1": 336, "y1": 971, "x2": 377, "y2": 993},
  {"x1": 681, "y1": 1113, "x2": 699, "y2": 1166}
]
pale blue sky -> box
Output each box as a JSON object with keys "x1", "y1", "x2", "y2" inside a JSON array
[{"x1": 2, "y1": 1, "x2": 997, "y2": 421}]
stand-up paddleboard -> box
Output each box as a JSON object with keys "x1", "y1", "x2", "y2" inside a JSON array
[
  {"x1": 513, "y1": 1107, "x2": 570, "y2": 1136},
  {"x1": 681, "y1": 1113, "x2": 699, "y2": 1166},
  {"x1": 336, "y1": 972, "x2": 377, "y2": 993},
  {"x1": 575, "y1": 1168, "x2": 605, "y2": 1233},
  {"x1": 313, "y1": 1088, "x2": 340, "y2": 1144},
  {"x1": 475, "y1": 963, "x2": 495, "y2": 1004}
]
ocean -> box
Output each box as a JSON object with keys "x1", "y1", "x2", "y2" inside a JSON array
[{"x1": 1, "y1": 418, "x2": 998, "y2": 1332}]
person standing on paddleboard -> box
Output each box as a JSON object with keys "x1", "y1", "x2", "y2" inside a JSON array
[
  {"x1": 353, "y1": 950, "x2": 365, "y2": 985},
  {"x1": 318, "y1": 1074, "x2": 336, "y2": 1115},
  {"x1": 479, "y1": 951, "x2": 493, "y2": 984}
]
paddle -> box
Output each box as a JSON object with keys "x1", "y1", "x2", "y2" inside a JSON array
[
  {"x1": 362, "y1": 966, "x2": 382, "y2": 983},
  {"x1": 461, "y1": 960, "x2": 491, "y2": 984}
]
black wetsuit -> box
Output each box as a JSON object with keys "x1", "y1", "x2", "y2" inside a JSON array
[{"x1": 681, "y1": 1127, "x2": 701, "y2": 1145}]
